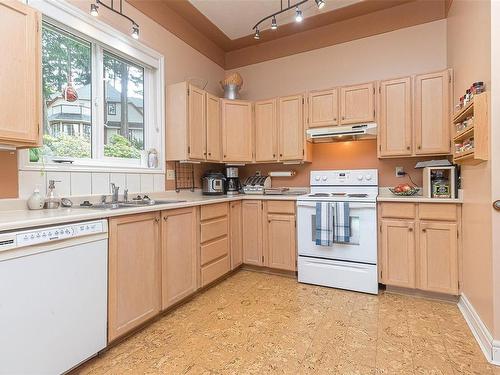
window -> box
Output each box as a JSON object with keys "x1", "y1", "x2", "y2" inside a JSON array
[{"x1": 25, "y1": 9, "x2": 164, "y2": 172}]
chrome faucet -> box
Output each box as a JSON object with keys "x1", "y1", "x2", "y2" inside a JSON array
[
  {"x1": 110, "y1": 183, "x2": 120, "y2": 203},
  {"x1": 123, "y1": 188, "x2": 128, "y2": 203}
]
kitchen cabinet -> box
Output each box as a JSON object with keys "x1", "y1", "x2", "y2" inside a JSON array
[
  {"x1": 263, "y1": 201, "x2": 296, "y2": 271},
  {"x1": 230, "y1": 201, "x2": 243, "y2": 269},
  {"x1": 254, "y1": 99, "x2": 278, "y2": 162},
  {"x1": 279, "y1": 94, "x2": 307, "y2": 162},
  {"x1": 418, "y1": 221, "x2": 458, "y2": 295},
  {"x1": 200, "y1": 203, "x2": 231, "y2": 286},
  {"x1": 0, "y1": 0, "x2": 41, "y2": 147},
  {"x1": 308, "y1": 89, "x2": 339, "y2": 128},
  {"x1": 378, "y1": 77, "x2": 412, "y2": 157},
  {"x1": 161, "y1": 207, "x2": 197, "y2": 310},
  {"x1": 206, "y1": 93, "x2": 221, "y2": 161},
  {"x1": 414, "y1": 70, "x2": 451, "y2": 155},
  {"x1": 378, "y1": 202, "x2": 460, "y2": 295},
  {"x1": 379, "y1": 219, "x2": 415, "y2": 288},
  {"x1": 108, "y1": 213, "x2": 161, "y2": 342},
  {"x1": 187, "y1": 85, "x2": 207, "y2": 160},
  {"x1": 221, "y1": 99, "x2": 253, "y2": 163},
  {"x1": 242, "y1": 200, "x2": 263, "y2": 266},
  {"x1": 340, "y1": 82, "x2": 375, "y2": 125}
]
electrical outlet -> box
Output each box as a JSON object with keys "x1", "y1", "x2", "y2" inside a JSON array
[
  {"x1": 166, "y1": 169, "x2": 176, "y2": 180},
  {"x1": 255, "y1": 170, "x2": 262, "y2": 176},
  {"x1": 395, "y1": 167, "x2": 405, "y2": 177}
]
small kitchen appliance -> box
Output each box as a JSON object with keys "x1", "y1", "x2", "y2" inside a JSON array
[
  {"x1": 242, "y1": 175, "x2": 271, "y2": 194},
  {"x1": 225, "y1": 167, "x2": 241, "y2": 195},
  {"x1": 297, "y1": 169, "x2": 379, "y2": 294},
  {"x1": 201, "y1": 172, "x2": 226, "y2": 195},
  {"x1": 422, "y1": 166, "x2": 456, "y2": 199}
]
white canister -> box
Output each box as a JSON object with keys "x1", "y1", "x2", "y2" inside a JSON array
[{"x1": 27, "y1": 186, "x2": 44, "y2": 210}]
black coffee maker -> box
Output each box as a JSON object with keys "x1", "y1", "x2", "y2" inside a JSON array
[{"x1": 225, "y1": 167, "x2": 240, "y2": 195}]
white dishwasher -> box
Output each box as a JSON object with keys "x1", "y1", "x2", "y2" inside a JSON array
[{"x1": 0, "y1": 219, "x2": 108, "y2": 375}]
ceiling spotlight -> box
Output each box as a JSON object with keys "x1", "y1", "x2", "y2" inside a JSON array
[
  {"x1": 254, "y1": 28, "x2": 260, "y2": 40},
  {"x1": 90, "y1": 3, "x2": 99, "y2": 17},
  {"x1": 315, "y1": 0, "x2": 326, "y2": 9},
  {"x1": 271, "y1": 16, "x2": 278, "y2": 30},
  {"x1": 131, "y1": 24, "x2": 139, "y2": 40},
  {"x1": 295, "y1": 7, "x2": 303, "y2": 23}
]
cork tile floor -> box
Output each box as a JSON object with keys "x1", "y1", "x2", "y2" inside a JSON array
[{"x1": 77, "y1": 271, "x2": 500, "y2": 375}]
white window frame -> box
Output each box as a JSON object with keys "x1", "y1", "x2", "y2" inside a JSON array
[{"x1": 19, "y1": 0, "x2": 165, "y2": 174}]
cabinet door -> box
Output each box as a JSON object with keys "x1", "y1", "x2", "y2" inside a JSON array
[
  {"x1": 188, "y1": 85, "x2": 206, "y2": 160},
  {"x1": 255, "y1": 99, "x2": 278, "y2": 162},
  {"x1": 308, "y1": 89, "x2": 338, "y2": 128},
  {"x1": 265, "y1": 214, "x2": 296, "y2": 271},
  {"x1": 108, "y1": 213, "x2": 161, "y2": 342},
  {"x1": 279, "y1": 95, "x2": 304, "y2": 161},
  {"x1": 418, "y1": 221, "x2": 458, "y2": 294},
  {"x1": 230, "y1": 201, "x2": 243, "y2": 269},
  {"x1": 206, "y1": 93, "x2": 221, "y2": 161},
  {"x1": 242, "y1": 200, "x2": 263, "y2": 266},
  {"x1": 340, "y1": 83, "x2": 375, "y2": 124},
  {"x1": 0, "y1": 1, "x2": 41, "y2": 145},
  {"x1": 379, "y1": 77, "x2": 412, "y2": 157},
  {"x1": 380, "y1": 219, "x2": 416, "y2": 288},
  {"x1": 221, "y1": 100, "x2": 253, "y2": 162},
  {"x1": 414, "y1": 70, "x2": 451, "y2": 155},
  {"x1": 161, "y1": 208, "x2": 197, "y2": 310}
]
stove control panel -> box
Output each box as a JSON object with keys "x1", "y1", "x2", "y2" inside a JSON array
[{"x1": 310, "y1": 169, "x2": 378, "y2": 186}]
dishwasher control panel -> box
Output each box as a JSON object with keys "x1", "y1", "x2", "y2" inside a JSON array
[{"x1": 0, "y1": 220, "x2": 107, "y2": 252}]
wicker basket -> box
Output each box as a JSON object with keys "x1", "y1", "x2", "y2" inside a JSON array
[{"x1": 389, "y1": 187, "x2": 420, "y2": 196}]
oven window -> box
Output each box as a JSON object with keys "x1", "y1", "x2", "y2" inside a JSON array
[{"x1": 311, "y1": 214, "x2": 360, "y2": 245}]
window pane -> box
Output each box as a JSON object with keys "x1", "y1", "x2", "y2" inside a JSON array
[
  {"x1": 103, "y1": 52, "x2": 144, "y2": 159},
  {"x1": 37, "y1": 23, "x2": 92, "y2": 161}
]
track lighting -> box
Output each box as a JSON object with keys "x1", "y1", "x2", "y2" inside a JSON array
[
  {"x1": 254, "y1": 28, "x2": 260, "y2": 40},
  {"x1": 271, "y1": 16, "x2": 278, "y2": 30},
  {"x1": 295, "y1": 7, "x2": 303, "y2": 22},
  {"x1": 315, "y1": 0, "x2": 325, "y2": 9},
  {"x1": 131, "y1": 24, "x2": 139, "y2": 39},
  {"x1": 90, "y1": 3, "x2": 99, "y2": 16}
]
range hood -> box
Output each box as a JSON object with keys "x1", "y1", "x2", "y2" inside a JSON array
[{"x1": 306, "y1": 123, "x2": 377, "y2": 143}]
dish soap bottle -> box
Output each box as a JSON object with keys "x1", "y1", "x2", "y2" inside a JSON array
[
  {"x1": 27, "y1": 185, "x2": 44, "y2": 210},
  {"x1": 44, "y1": 180, "x2": 61, "y2": 209}
]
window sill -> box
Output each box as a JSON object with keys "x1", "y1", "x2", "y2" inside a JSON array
[{"x1": 20, "y1": 162, "x2": 165, "y2": 174}]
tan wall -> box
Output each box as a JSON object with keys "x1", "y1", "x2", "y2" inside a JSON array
[
  {"x1": 0, "y1": 151, "x2": 18, "y2": 198},
  {"x1": 447, "y1": 0, "x2": 494, "y2": 333},
  {"x1": 229, "y1": 20, "x2": 447, "y2": 100}
]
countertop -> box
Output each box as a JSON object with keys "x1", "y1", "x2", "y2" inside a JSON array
[
  {"x1": 376, "y1": 188, "x2": 463, "y2": 204},
  {"x1": 0, "y1": 191, "x2": 304, "y2": 232}
]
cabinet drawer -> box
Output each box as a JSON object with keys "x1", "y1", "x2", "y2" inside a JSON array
[
  {"x1": 200, "y1": 217, "x2": 228, "y2": 243},
  {"x1": 418, "y1": 204, "x2": 457, "y2": 221},
  {"x1": 201, "y1": 254, "x2": 230, "y2": 287},
  {"x1": 380, "y1": 203, "x2": 416, "y2": 219},
  {"x1": 201, "y1": 203, "x2": 228, "y2": 221},
  {"x1": 201, "y1": 237, "x2": 228, "y2": 266},
  {"x1": 266, "y1": 200, "x2": 295, "y2": 214}
]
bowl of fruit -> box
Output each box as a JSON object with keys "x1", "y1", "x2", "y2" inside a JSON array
[{"x1": 389, "y1": 183, "x2": 420, "y2": 196}]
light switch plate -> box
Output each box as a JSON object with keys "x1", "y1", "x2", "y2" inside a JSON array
[{"x1": 166, "y1": 169, "x2": 175, "y2": 180}]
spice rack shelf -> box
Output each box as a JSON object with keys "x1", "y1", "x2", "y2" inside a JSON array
[{"x1": 452, "y1": 92, "x2": 488, "y2": 165}]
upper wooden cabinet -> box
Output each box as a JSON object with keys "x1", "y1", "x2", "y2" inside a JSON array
[
  {"x1": 206, "y1": 93, "x2": 221, "y2": 162},
  {"x1": 378, "y1": 77, "x2": 412, "y2": 157},
  {"x1": 340, "y1": 82, "x2": 375, "y2": 125},
  {"x1": 0, "y1": 1, "x2": 41, "y2": 147},
  {"x1": 254, "y1": 99, "x2": 278, "y2": 162},
  {"x1": 308, "y1": 89, "x2": 339, "y2": 128},
  {"x1": 279, "y1": 94, "x2": 306, "y2": 161},
  {"x1": 221, "y1": 99, "x2": 253, "y2": 163},
  {"x1": 108, "y1": 213, "x2": 161, "y2": 342},
  {"x1": 187, "y1": 85, "x2": 206, "y2": 160},
  {"x1": 414, "y1": 70, "x2": 451, "y2": 155},
  {"x1": 161, "y1": 208, "x2": 197, "y2": 310}
]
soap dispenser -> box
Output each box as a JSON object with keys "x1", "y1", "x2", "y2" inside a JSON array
[{"x1": 44, "y1": 180, "x2": 61, "y2": 209}]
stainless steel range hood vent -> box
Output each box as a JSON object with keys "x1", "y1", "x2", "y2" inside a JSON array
[{"x1": 306, "y1": 123, "x2": 377, "y2": 143}]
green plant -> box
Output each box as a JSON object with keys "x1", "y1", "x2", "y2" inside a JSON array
[
  {"x1": 42, "y1": 134, "x2": 91, "y2": 158},
  {"x1": 104, "y1": 134, "x2": 141, "y2": 159}
]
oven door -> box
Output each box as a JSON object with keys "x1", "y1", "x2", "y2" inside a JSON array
[{"x1": 297, "y1": 200, "x2": 377, "y2": 264}]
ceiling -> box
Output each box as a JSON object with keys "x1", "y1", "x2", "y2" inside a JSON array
[{"x1": 188, "y1": 0, "x2": 362, "y2": 40}]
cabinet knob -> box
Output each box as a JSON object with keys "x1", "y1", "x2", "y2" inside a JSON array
[
  {"x1": 406, "y1": 146, "x2": 410, "y2": 150},
  {"x1": 208, "y1": 152, "x2": 212, "y2": 156},
  {"x1": 417, "y1": 145, "x2": 421, "y2": 150},
  {"x1": 224, "y1": 155, "x2": 227, "y2": 158},
  {"x1": 408, "y1": 227, "x2": 413, "y2": 232},
  {"x1": 154, "y1": 217, "x2": 160, "y2": 223},
  {"x1": 422, "y1": 228, "x2": 426, "y2": 232},
  {"x1": 280, "y1": 154, "x2": 283, "y2": 157},
  {"x1": 334, "y1": 118, "x2": 337, "y2": 122},
  {"x1": 493, "y1": 200, "x2": 500, "y2": 211},
  {"x1": 163, "y1": 216, "x2": 168, "y2": 221},
  {"x1": 273, "y1": 154, "x2": 276, "y2": 158}
]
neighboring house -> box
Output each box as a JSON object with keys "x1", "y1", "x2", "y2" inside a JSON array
[{"x1": 45, "y1": 83, "x2": 144, "y2": 146}]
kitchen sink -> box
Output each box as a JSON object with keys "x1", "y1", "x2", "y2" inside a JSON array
[{"x1": 77, "y1": 199, "x2": 186, "y2": 210}]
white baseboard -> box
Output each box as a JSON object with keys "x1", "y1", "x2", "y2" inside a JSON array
[{"x1": 458, "y1": 294, "x2": 500, "y2": 366}]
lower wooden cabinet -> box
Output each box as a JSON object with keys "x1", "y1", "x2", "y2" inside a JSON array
[
  {"x1": 379, "y1": 203, "x2": 460, "y2": 295},
  {"x1": 108, "y1": 212, "x2": 161, "y2": 342},
  {"x1": 161, "y1": 207, "x2": 197, "y2": 310},
  {"x1": 264, "y1": 213, "x2": 296, "y2": 271},
  {"x1": 242, "y1": 200, "x2": 263, "y2": 266},
  {"x1": 230, "y1": 201, "x2": 243, "y2": 269}
]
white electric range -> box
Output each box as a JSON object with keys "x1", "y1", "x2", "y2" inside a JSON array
[{"x1": 297, "y1": 169, "x2": 379, "y2": 294}]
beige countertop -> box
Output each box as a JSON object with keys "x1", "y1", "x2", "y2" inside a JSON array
[
  {"x1": 377, "y1": 188, "x2": 463, "y2": 204},
  {"x1": 0, "y1": 190, "x2": 305, "y2": 232}
]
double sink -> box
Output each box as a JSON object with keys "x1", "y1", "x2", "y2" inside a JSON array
[{"x1": 79, "y1": 198, "x2": 186, "y2": 210}]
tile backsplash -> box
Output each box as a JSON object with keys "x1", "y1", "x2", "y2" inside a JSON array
[{"x1": 18, "y1": 171, "x2": 165, "y2": 199}]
